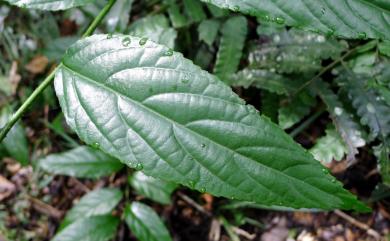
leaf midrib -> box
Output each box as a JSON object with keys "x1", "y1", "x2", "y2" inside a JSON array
[{"x1": 61, "y1": 62, "x2": 345, "y2": 204}]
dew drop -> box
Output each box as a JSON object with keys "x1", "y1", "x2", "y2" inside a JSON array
[
  {"x1": 321, "y1": 7, "x2": 326, "y2": 15},
  {"x1": 201, "y1": 143, "x2": 206, "y2": 148},
  {"x1": 164, "y1": 48, "x2": 174, "y2": 56},
  {"x1": 275, "y1": 17, "x2": 285, "y2": 24},
  {"x1": 91, "y1": 142, "x2": 100, "y2": 149},
  {"x1": 366, "y1": 103, "x2": 375, "y2": 113},
  {"x1": 139, "y1": 37, "x2": 148, "y2": 45},
  {"x1": 322, "y1": 168, "x2": 328, "y2": 174},
  {"x1": 334, "y1": 107, "x2": 343, "y2": 116},
  {"x1": 135, "y1": 163, "x2": 144, "y2": 170},
  {"x1": 264, "y1": 15, "x2": 270, "y2": 21},
  {"x1": 200, "y1": 187, "x2": 206, "y2": 193},
  {"x1": 188, "y1": 181, "x2": 195, "y2": 188},
  {"x1": 358, "y1": 32, "x2": 367, "y2": 39},
  {"x1": 122, "y1": 37, "x2": 131, "y2": 47},
  {"x1": 232, "y1": 5, "x2": 240, "y2": 12}
]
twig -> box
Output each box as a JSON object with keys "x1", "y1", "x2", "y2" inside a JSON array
[
  {"x1": 177, "y1": 191, "x2": 212, "y2": 217},
  {"x1": 28, "y1": 195, "x2": 63, "y2": 219},
  {"x1": 334, "y1": 210, "x2": 381, "y2": 240}
]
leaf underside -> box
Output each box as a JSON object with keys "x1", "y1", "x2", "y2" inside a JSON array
[
  {"x1": 54, "y1": 34, "x2": 368, "y2": 211},
  {"x1": 200, "y1": 0, "x2": 390, "y2": 40}
]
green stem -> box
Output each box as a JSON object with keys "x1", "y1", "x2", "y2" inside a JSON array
[
  {"x1": 289, "y1": 107, "x2": 325, "y2": 138},
  {"x1": 0, "y1": 0, "x2": 117, "y2": 142}
]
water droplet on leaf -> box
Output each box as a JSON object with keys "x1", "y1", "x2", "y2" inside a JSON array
[
  {"x1": 358, "y1": 32, "x2": 367, "y2": 39},
  {"x1": 135, "y1": 163, "x2": 143, "y2": 170},
  {"x1": 91, "y1": 142, "x2": 100, "y2": 149},
  {"x1": 200, "y1": 187, "x2": 206, "y2": 193},
  {"x1": 122, "y1": 37, "x2": 131, "y2": 47},
  {"x1": 201, "y1": 143, "x2": 206, "y2": 148},
  {"x1": 275, "y1": 17, "x2": 285, "y2": 24},
  {"x1": 232, "y1": 5, "x2": 240, "y2": 12},
  {"x1": 164, "y1": 49, "x2": 173, "y2": 56},
  {"x1": 188, "y1": 181, "x2": 195, "y2": 188},
  {"x1": 139, "y1": 37, "x2": 148, "y2": 45}
]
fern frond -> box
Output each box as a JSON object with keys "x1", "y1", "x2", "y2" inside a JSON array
[{"x1": 214, "y1": 16, "x2": 247, "y2": 81}]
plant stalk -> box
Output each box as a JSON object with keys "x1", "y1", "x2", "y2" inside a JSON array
[{"x1": 0, "y1": 0, "x2": 117, "y2": 142}]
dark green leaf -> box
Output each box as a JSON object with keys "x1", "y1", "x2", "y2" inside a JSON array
[
  {"x1": 39, "y1": 146, "x2": 123, "y2": 178},
  {"x1": 124, "y1": 202, "x2": 172, "y2": 241},
  {"x1": 374, "y1": 143, "x2": 390, "y2": 186},
  {"x1": 129, "y1": 171, "x2": 177, "y2": 204},
  {"x1": 183, "y1": 0, "x2": 206, "y2": 23},
  {"x1": 198, "y1": 19, "x2": 220, "y2": 47},
  {"x1": 0, "y1": 107, "x2": 29, "y2": 165},
  {"x1": 164, "y1": 0, "x2": 188, "y2": 28},
  {"x1": 5, "y1": 0, "x2": 96, "y2": 10},
  {"x1": 278, "y1": 91, "x2": 316, "y2": 129},
  {"x1": 200, "y1": 0, "x2": 390, "y2": 40},
  {"x1": 214, "y1": 16, "x2": 247, "y2": 81},
  {"x1": 54, "y1": 34, "x2": 367, "y2": 211},
  {"x1": 61, "y1": 188, "x2": 122, "y2": 228},
  {"x1": 43, "y1": 36, "x2": 78, "y2": 62},
  {"x1": 52, "y1": 215, "x2": 119, "y2": 241}
]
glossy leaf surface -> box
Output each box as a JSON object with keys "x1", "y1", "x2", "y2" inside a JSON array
[
  {"x1": 5, "y1": 0, "x2": 95, "y2": 10},
  {"x1": 52, "y1": 215, "x2": 119, "y2": 241},
  {"x1": 129, "y1": 171, "x2": 177, "y2": 204},
  {"x1": 61, "y1": 188, "x2": 122, "y2": 228},
  {"x1": 39, "y1": 146, "x2": 124, "y2": 178},
  {"x1": 200, "y1": 0, "x2": 390, "y2": 40},
  {"x1": 125, "y1": 202, "x2": 172, "y2": 241},
  {"x1": 54, "y1": 34, "x2": 367, "y2": 211}
]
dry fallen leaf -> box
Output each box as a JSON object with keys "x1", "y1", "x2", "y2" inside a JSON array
[
  {"x1": 0, "y1": 175, "x2": 15, "y2": 201},
  {"x1": 25, "y1": 55, "x2": 49, "y2": 74}
]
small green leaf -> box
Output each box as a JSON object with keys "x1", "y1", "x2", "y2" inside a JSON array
[
  {"x1": 379, "y1": 41, "x2": 390, "y2": 57},
  {"x1": 129, "y1": 172, "x2": 177, "y2": 205},
  {"x1": 200, "y1": 0, "x2": 390, "y2": 40},
  {"x1": 125, "y1": 202, "x2": 173, "y2": 241},
  {"x1": 164, "y1": 0, "x2": 188, "y2": 28},
  {"x1": 278, "y1": 91, "x2": 316, "y2": 129},
  {"x1": 127, "y1": 14, "x2": 177, "y2": 49},
  {"x1": 5, "y1": 0, "x2": 96, "y2": 10},
  {"x1": 214, "y1": 16, "x2": 247, "y2": 81},
  {"x1": 105, "y1": 0, "x2": 134, "y2": 32},
  {"x1": 43, "y1": 36, "x2": 78, "y2": 62},
  {"x1": 230, "y1": 69, "x2": 301, "y2": 94},
  {"x1": 0, "y1": 107, "x2": 29, "y2": 166},
  {"x1": 374, "y1": 143, "x2": 390, "y2": 186},
  {"x1": 61, "y1": 188, "x2": 122, "y2": 228},
  {"x1": 338, "y1": 73, "x2": 390, "y2": 139},
  {"x1": 52, "y1": 215, "x2": 119, "y2": 241},
  {"x1": 55, "y1": 34, "x2": 368, "y2": 211},
  {"x1": 198, "y1": 19, "x2": 220, "y2": 47},
  {"x1": 310, "y1": 126, "x2": 348, "y2": 164},
  {"x1": 315, "y1": 79, "x2": 366, "y2": 159},
  {"x1": 39, "y1": 146, "x2": 123, "y2": 178},
  {"x1": 249, "y1": 29, "x2": 346, "y2": 74},
  {"x1": 183, "y1": 0, "x2": 206, "y2": 22}
]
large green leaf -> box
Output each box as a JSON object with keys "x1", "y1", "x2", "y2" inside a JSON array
[
  {"x1": 0, "y1": 107, "x2": 29, "y2": 166},
  {"x1": 198, "y1": 19, "x2": 220, "y2": 47},
  {"x1": 124, "y1": 202, "x2": 173, "y2": 241},
  {"x1": 5, "y1": 0, "x2": 96, "y2": 10},
  {"x1": 129, "y1": 171, "x2": 177, "y2": 205},
  {"x1": 38, "y1": 146, "x2": 124, "y2": 178},
  {"x1": 52, "y1": 215, "x2": 119, "y2": 241},
  {"x1": 200, "y1": 0, "x2": 390, "y2": 40},
  {"x1": 54, "y1": 34, "x2": 367, "y2": 211},
  {"x1": 61, "y1": 188, "x2": 122, "y2": 228}
]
